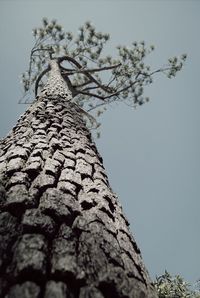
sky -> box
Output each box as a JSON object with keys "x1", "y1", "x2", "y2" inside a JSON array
[{"x1": 0, "y1": 0, "x2": 199, "y2": 284}]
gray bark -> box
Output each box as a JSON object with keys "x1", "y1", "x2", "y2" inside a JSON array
[{"x1": 0, "y1": 60, "x2": 158, "y2": 298}]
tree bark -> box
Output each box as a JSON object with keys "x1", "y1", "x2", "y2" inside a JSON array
[{"x1": 0, "y1": 61, "x2": 157, "y2": 298}]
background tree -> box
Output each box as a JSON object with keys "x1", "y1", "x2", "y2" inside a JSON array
[
  {"x1": 0, "y1": 18, "x2": 186, "y2": 298},
  {"x1": 155, "y1": 271, "x2": 200, "y2": 298}
]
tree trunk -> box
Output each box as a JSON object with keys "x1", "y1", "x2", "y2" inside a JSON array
[{"x1": 0, "y1": 60, "x2": 157, "y2": 298}]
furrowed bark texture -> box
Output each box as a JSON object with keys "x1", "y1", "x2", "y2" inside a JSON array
[{"x1": 0, "y1": 61, "x2": 157, "y2": 298}]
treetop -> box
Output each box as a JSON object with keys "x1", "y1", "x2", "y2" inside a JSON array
[{"x1": 20, "y1": 18, "x2": 187, "y2": 132}]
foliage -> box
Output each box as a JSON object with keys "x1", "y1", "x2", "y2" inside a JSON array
[
  {"x1": 21, "y1": 18, "x2": 187, "y2": 125},
  {"x1": 155, "y1": 271, "x2": 200, "y2": 298}
]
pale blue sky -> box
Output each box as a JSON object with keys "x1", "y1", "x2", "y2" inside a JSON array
[{"x1": 0, "y1": 0, "x2": 199, "y2": 284}]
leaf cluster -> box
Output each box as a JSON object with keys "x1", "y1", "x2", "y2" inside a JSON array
[{"x1": 155, "y1": 271, "x2": 200, "y2": 298}]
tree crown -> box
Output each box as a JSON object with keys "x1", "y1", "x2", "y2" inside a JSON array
[{"x1": 21, "y1": 18, "x2": 187, "y2": 132}]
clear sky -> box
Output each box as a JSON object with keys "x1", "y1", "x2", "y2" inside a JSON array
[{"x1": 0, "y1": 0, "x2": 199, "y2": 284}]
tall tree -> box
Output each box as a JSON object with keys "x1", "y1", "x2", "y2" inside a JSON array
[{"x1": 0, "y1": 19, "x2": 186, "y2": 298}]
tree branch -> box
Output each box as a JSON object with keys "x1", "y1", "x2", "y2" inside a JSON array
[
  {"x1": 77, "y1": 77, "x2": 140, "y2": 100},
  {"x1": 82, "y1": 86, "x2": 99, "y2": 91},
  {"x1": 87, "y1": 100, "x2": 110, "y2": 112},
  {"x1": 73, "y1": 79, "x2": 93, "y2": 89},
  {"x1": 57, "y1": 56, "x2": 114, "y2": 94},
  {"x1": 62, "y1": 74, "x2": 77, "y2": 97},
  {"x1": 77, "y1": 90, "x2": 118, "y2": 100},
  {"x1": 61, "y1": 63, "x2": 121, "y2": 75},
  {"x1": 35, "y1": 66, "x2": 50, "y2": 96}
]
